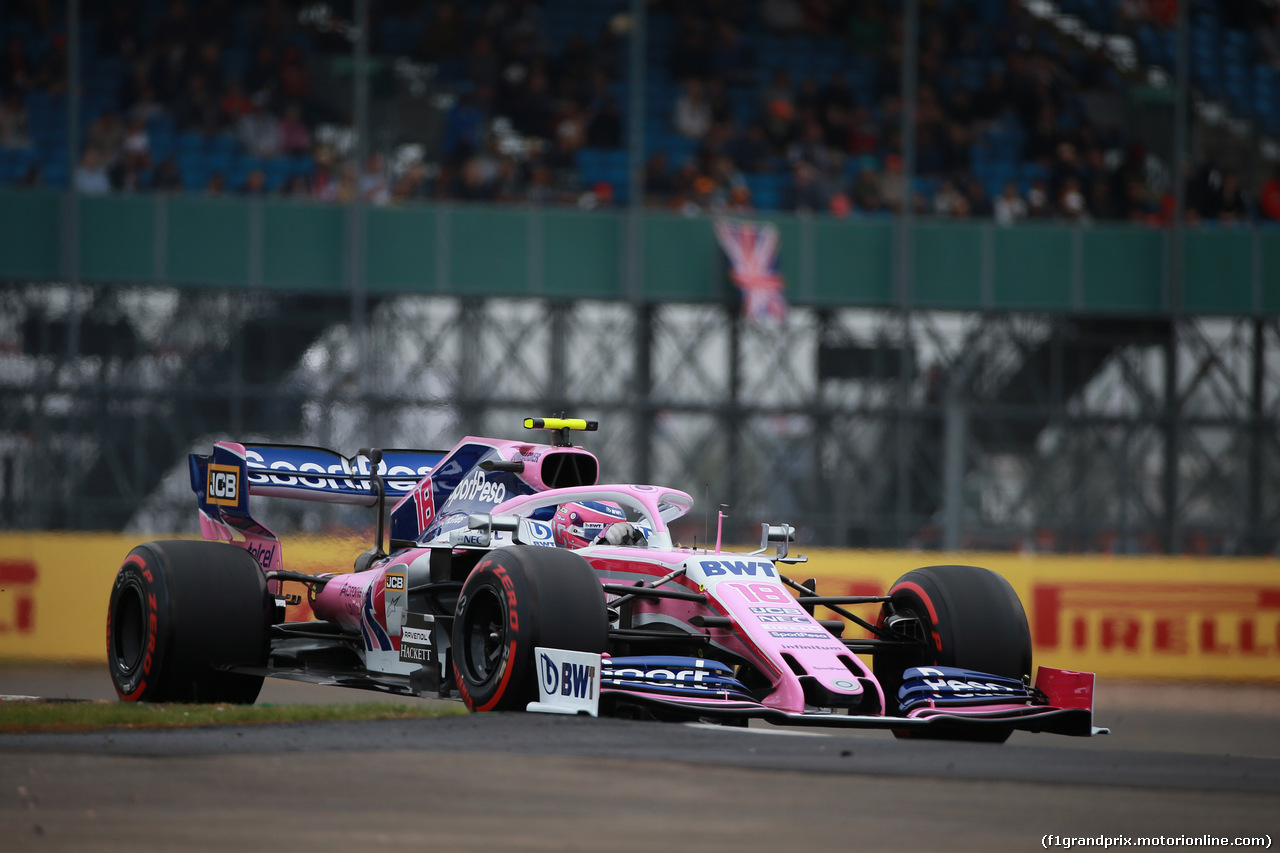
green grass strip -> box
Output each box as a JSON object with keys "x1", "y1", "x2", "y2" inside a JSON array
[{"x1": 0, "y1": 700, "x2": 466, "y2": 733}]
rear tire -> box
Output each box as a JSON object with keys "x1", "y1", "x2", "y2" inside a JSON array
[
  {"x1": 452, "y1": 546, "x2": 607, "y2": 713},
  {"x1": 873, "y1": 564, "x2": 1032, "y2": 743},
  {"x1": 107, "y1": 541, "x2": 271, "y2": 703}
]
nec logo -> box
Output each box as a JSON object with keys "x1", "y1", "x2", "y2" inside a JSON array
[{"x1": 206, "y1": 465, "x2": 240, "y2": 506}]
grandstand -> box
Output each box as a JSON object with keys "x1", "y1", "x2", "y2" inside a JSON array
[{"x1": 0, "y1": 0, "x2": 1276, "y2": 219}]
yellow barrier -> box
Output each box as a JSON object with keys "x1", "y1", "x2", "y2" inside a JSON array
[
  {"x1": 2, "y1": 533, "x2": 1277, "y2": 681},
  {"x1": 800, "y1": 550, "x2": 1280, "y2": 682}
]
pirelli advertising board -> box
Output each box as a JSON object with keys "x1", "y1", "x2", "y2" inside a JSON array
[{"x1": 0, "y1": 533, "x2": 1277, "y2": 682}]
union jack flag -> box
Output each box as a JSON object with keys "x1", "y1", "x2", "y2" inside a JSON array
[{"x1": 713, "y1": 218, "x2": 788, "y2": 326}]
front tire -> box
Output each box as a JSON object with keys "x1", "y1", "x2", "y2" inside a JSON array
[
  {"x1": 452, "y1": 546, "x2": 607, "y2": 713},
  {"x1": 107, "y1": 541, "x2": 271, "y2": 703},
  {"x1": 873, "y1": 564, "x2": 1032, "y2": 742}
]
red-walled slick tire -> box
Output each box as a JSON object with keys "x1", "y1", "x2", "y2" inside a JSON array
[
  {"x1": 873, "y1": 564, "x2": 1032, "y2": 743},
  {"x1": 107, "y1": 540, "x2": 270, "y2": 703},
  {"x1": 452, "y1": 546, "x2": 607, "y2": 713}
]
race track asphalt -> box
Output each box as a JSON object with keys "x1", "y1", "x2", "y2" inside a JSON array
[{"x1": 2, "y1": 666, "x2": 1277, "y2": 852}]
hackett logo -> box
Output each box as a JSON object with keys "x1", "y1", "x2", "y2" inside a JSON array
[{"x1": 1033, "y1": 583, "x2": 1280, "y2": 657}]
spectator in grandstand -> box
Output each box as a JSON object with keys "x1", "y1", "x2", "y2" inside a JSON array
[
  {"x1": 85, "y1": 113, "x2": 125, "y2": 167},
  {"x1": 34, "y1": 32, "x2": 67, "y2": 96},
  {"x1": 220, "y1": 78, "x2": 254, "y2": 127},
  {"x1": 278, "y1": 46, "x2": 312, "y2": 110},
  {"x1": 966, "y1": 178, "x2": 994, "y2": 218},
  {"x1": 173, "y1": 73, "x2": 220, "y2": 134},
  {"x1": 1089, "y1": 179, "x2": 1123, "y2": 222},
  {"x1": 1260, "y1": 166, "x2": 1280, "y2": 221},
  {"x1": 782, "y1": 161, "x2": 827, "y2": 212},
  {"x1": 310, "y1": 149, "x2": 339, "y2": 202},
  {"x1": 726, "y1": 122, "x2": 771, "y2": 175},
  {"x1": 850, "y1": 166, "x2": 884, "y2": 213},
  {"x1": 643, "y1": 152, "x2": 675, "y2": 202},
  {"x1": 237, "y1": 94, "x2": 282, "y2": 159},
  {"x1": 279, "y1": 103, "x2": 312, "y2": 157},
  {"x1": 933, "y1": 178, "x2": 966, "y2": 218},
  {"x1": 240, "y1": 168, "x2": 268, "y2": 196},
  {"x1": 1, "y1": 33, "x2": 35, "y2": 94},
  {"x1": 761, "y1": 0, "x2": 806, "y2": 33},
  {"x1": 74, "y1": 149, "x2": 111, "y2": 195},
  {"x1": 390, "y1": 160, "x2": 430, "y2": 202},
  {"x1": 586, "y1": 98, "x2": 622, "y2": 148},
  {"x1": 1261, "y1": 11, "x2": 1280, "y2": 71},
  {"x1": 243, "y1": 42, "x2": 279, "y2": 103},
  {"x1": 109, "y1": 120, "x2": 151, "y2": 192},
  {"x1": 1203, "y1": 170, "x2": 1249, "y2": 223},
  {"x1": 788, "y1": 118, "x2": 840, "y2": 180},
  {"x1": 1027, "y1": 179, "x2": 1051, "y2": 218},
  {"x1": 674, "y1": 79, "x2": 712, "y2": 141},
  {"x1": 188, "y1": 40, "x2": 224, "y2": 100},
  {"x1": 709, "y1": 21, "x2": 755, "y2": 88},
  {"x1": 152, "y1": 155, "x2": 183, "y2": 192},
  {"x1": 418, "y1": 2, "x2": 465, "y2": 64},
  {"x1": 359, "y1": 153, "x2": 391, "y2": 206},
  {"x1": 0, "y1": 90, "x2": 30, "y2": 148},
  {"x1": 1057, "y1": 175, "x2": 1088, "y2": 221},
  {"x1": 281, "y1": 173, "x2": 311, "y2": 198},
  {"x1": 669, "y1": 21, "x2": 712, "y2": 81},
  {"x1": 817, "y1": 72, "x2": 854, "y2": 148},
  {"x1": 994, "y1": 181, "x2": 1028, "y2": 226},
  {"x1": 878, "y1": 153, "x2": 905, "y2": 213},
  {"x1": 845, "y1": 106, "x2": 881, "y2": 157},
  {"x1": 525, "y1": 161, "x2": 559, "y2": 205}
]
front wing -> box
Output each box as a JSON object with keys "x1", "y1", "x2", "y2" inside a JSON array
[{"x1": 590, "y1": 664, "x2": 1107, "y2": 737}]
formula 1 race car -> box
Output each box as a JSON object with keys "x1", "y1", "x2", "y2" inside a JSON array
[{"x1": 106, "y1": 418, "x2": 1107, "y2": 742}]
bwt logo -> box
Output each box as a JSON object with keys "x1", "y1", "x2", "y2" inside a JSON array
[
  {"x1": 539, "y1": 653, "x2": 597, "y2": 699},
  {"x1": 701, "y1": 560, "x2": 777, "y2": 578},
  {"x1": 206, "y1": 464, "x2": 240, "y2": 506}
]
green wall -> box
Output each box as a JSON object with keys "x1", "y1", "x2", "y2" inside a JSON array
[{"x1": 0, "y1": 189, "x2": 1275, "y2": 315}]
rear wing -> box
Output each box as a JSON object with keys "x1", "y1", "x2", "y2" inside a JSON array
[{"x1": 190, "y1": 443, "x2": 444, "y2": 508}]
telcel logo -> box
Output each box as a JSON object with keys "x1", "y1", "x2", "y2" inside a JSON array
[{"x1": 206, "y1": 464, "x2": 240, "y2": 506}]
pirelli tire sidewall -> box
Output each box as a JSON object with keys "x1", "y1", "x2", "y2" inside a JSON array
[
  {"x1": 106, "y1": 540, "x2": 270, "y2": 703},
  {"x1": 107, "y1": 547, "x2": 172, "y2": 702},
  {"x1": 452, "y1": 546, "x2": 607, "y2": 713},
  {"x1": 874, "y1": 564, "x2": 1032, "y2": 742}
]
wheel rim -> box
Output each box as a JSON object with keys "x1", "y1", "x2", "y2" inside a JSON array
[
  {"x1": 113, "y1": 583, "x2": 146, "y2": 675},
  {"x1": 460, "y1": 586, "x2": 507, "y2": 684}
]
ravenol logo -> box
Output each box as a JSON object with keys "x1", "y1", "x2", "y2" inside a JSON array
[
  {"x1": 206, "y1": 464, "x2": 240, "y2": 506},
  {"x1": 539, "y1": 652, "x2": 596, "y2": 700}
]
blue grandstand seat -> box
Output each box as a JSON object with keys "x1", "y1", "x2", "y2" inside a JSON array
[
  {"x1": 176, "y1": 132, "x2": 206, "y2": 156},
  {"x1": 42, "y1": 162, "x2": 68, "y2": 189}
]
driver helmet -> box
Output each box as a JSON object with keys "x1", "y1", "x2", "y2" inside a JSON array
[{"x1": 552, "y1": 500, "x2": 627, "y2": 549}]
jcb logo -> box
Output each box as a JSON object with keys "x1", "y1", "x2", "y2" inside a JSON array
[
  {"x1": 207, "y1": 465, "x2": 240, "y2": 506},
  {"x1": 385, "y1": 573, "x2": 406, "y2": 591}
]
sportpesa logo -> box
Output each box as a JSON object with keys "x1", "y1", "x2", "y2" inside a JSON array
[{"x1": 206, "y1": 464, "x2": 240, "y2": 506}]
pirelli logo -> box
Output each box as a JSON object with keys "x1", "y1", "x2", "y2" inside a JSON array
[
  {"x1": 1034, "y1": 582, "x2": 1280, "y2": 658},
  {"x1": 206, "y1": 464, "x2": 241, "y2": 506}
]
